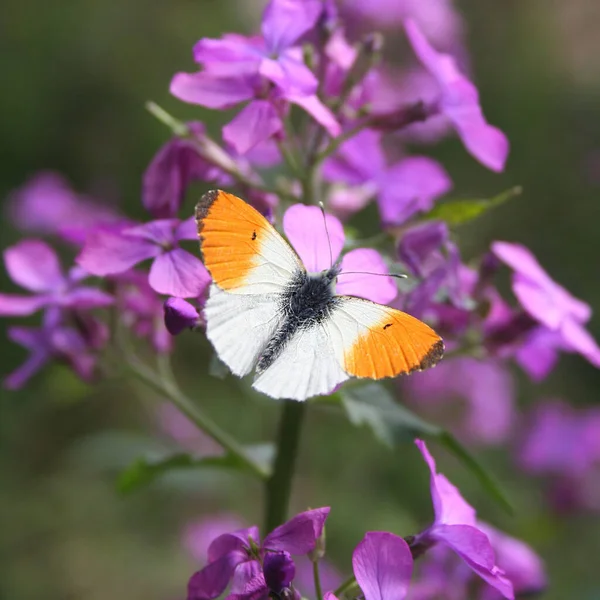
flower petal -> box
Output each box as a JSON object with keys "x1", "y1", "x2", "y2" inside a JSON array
[
  {"x1": 58, "y1": 287, "x2": 114, "y2": 310},
  {"x1": 263, "y1": 551, "x2": 296, "y2": 593},
  {"x1": 560, "y1": 317, "x2": 600, "y2": 367},
  {"x1": 397, "y1": 221, "x2": 450, "y2": 278},
  {"x1": 175, "y1": 216, "x2": 200, "y2": 242},
  {"x1": 4, "y1": 328, "x2": 49, "y2": 389},
  {"x1": 415, "y1": 439, "x2": 477, "y2": 526},
  {"x1": 223, "y1": 100, "x2": 283, "y2": 155},
  {"x1": 514, "y1": 327, "x2": 563, "y2": 381},
  {"x1": 4, "y1": 240, "x2": 65, "y2": 292},
  {"x1": 76, "y1": 228, "x2": 159, "y2": 276},
  {"x1": 170, "y1": 72, "x2": 256, "y2": 108},
  {"x1": 404, "y1": 19, "x2": 509, "y2": 172},
  {"x1": 149, "y1": 248, "x2": 211, "y2": 298},
  {"x1": 283, "y1": 205, "x2": 344, "y2": 272},
  {"x1": 188, "y1": 553, "x2": 245, "y2": 600},
  {"x1": 352, "y1": 532, "x2": 413, "y2": 600},
  {"x1": 263, "y1": 507, "x2": 330, "y2": 555},
  {"x1": 261, "y1": 0, "x2": 323, "y2": 52},
  {"x1": 0, "y1": 293, "x2": 51, "y2": 316},
  {"x1": 164, "y1": 297, "x2": 200, "y2": 335},
  {"x1": 337, "y1": 249, "x2": 397, "y2": 304},
  {"x1": 432, "y1": 524, "x2": 514, "y2": 599},
  {"x1": 208, "y1": 527, "x2": 260, "y2": 563},
  {"x1": 378, "y1": 157, "x2": 451, "y2": 225},
  {"x1": 193, "y1": 35, "x2": 264, "y2": 75},
  {"x1": 289, "y1": 94, "x2": 341, "y2": 137},
  {"x1": 260, "y1": 53, "x2": 318, "y2": 97}
]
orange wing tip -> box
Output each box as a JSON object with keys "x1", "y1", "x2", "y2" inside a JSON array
[{"x1": 415, "y1": 338, "x2": 445, "y2": 372}]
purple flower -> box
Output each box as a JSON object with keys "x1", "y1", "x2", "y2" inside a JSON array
[
  {"x1": 412, "y1": 439, "x2": 514, "y2": 599},
  {"x1": 323, "y1": 130, "x2": 451, "y2": 224},
  {"x1": 405, "y1": 358, "x2": 515, "y2": 446},
  {"x1": 0, "y1": 240, "x2": 113, "y2": 317},
  {"x1": 112, "y1": 270, "x2": 174, "y2": 353},
  {"x1": 76, "y1": 218, "x2": 211, "y2": 298},
  {"x1": 187, "y1": 507, "x2": 329, "y2": 600},
  {"x1": 170, "y1": 0, "x2": 339, "y2": 154},
  {"x1": 142, "y1": 123, "x2": 225, "y2": 219},
  {"x1": 404, "y1": 19, "x2": 509, "y2": 172},
  {"x1": 164, "y1": 296, "x2": 203, "y2": 335},
  {"x1": 263, "y1": 551, "x2": 296, "y2": 594},
  {"x1": 325, "y1": 532, "x2": 413, "y2": 600},
  {"x1": 4, "y1": 308, "x2": 101, "y2": 389},
  {"x1": 283, "y1": 203, "x2": 397, "y2": 304},
  {"x1": 477, "y1": 523, "x2": 546, "y2": 599},
  {"x1": 6, "y1": 171, "x2": 120, "y2": 242},
  {"x1": 183, "y1": 514, "x2": 247, "y2": 564},
  {"x1": 492, "y1": 241, "x2": 600, "y2": 368}
]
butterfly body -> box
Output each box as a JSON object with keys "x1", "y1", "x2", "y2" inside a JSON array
[{"x1": 197, "y1": 190, "x2": 444, "y2": 401}]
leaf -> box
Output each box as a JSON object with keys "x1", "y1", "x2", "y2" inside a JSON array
[
  {"x1": 340, "y1": 383, "x2": 442, "y2": 448},
  {"x1": 426, "y1": 186, "x2": 522, "y2": 226},
  {"x1": 118, "y1": 444, "x2": 274, "y2": 494},
  {"x1": 339, "y1": 383, "x2": 513, "y2": 514}
]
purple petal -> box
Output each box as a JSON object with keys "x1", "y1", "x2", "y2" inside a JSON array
[
  {"x1": 415, "y1": 439, "x2": 477, "y2": 526},
  {"x1": 76, "y1": 228, "x2": 159, "y2": 276},
  {"x1": 143, "y1": 131, "x2": 220, "y2": 219},
  {"x1": 560, "y1": 317, "x2": 600, "y2": 367},
  {"x1": 327, "y1": 185, "x2": 374, "y2": 220},
  {"x1": 182, "y1": 514, "x2": 247, "y2": 564},
  {"x1": 289, "y1": 94, "x2": 341, "y2": 137},
  {"x1": 515, "y1": 327, "x2": 563, "y2": 381},
  {"x1": 324, "y1": 594, "x2": 339, "y2": 600},
  {"x1": 149, "y1": 248, "x2": 211, "y2": 298},
  {"x1": 378, "y1": 157, "x2": 452, "y2": 225},
  {"x1": 323, "y1": 130, "x2": 384, "y2": 185},
  {"x1": 124, "y1": 219, "x2": 179, "y2": 245},
  {"x1": 175, "y1": 216, "x2": 200, "y2": 242},
  {"x1": 4, "y1": 240, "x2": 65, "y2": 292},
  {"x1": 263, "y1": 507, "x2": 330, "y2": 555},
  {"x1": 431, "y1": 524, "x2": 514, "y2": 599},
  {"x1": 164, "y1": 297, "x2": 200, "y2": 335},
  {"x1": 397, "y1": 221, "x2": 449, "y2": 277},
  {"x1": 337, "y1": 249, "x2": 397, "y2": 304},
  {"x1": 283, "y1": 205, "x2": 344, "y2": 272},
  {"x1": 231, "y1": 560, "x2": 263, "y2": 594},
  {"x1": 4, "y1": 329, "x2": 49, "y2": 389},
  {"x1": 352, "y1": 532, "x2": 413, "y2": 600},
  {"x1": 188, "y1": 554, "x2": 245, "y2": 600},
  {"x1": 223, "y1": 100, "x2": 283, "y2": 155},
  {"x1": 261, "y1": 0, "x2": 323, "y2": 52},
  {"x1": 227, "y1": 572, "x2": 269, "y2": 600},
  {"x1": 478, "y1": 522, "x2": 546, "y2": 595},
  {"x1": 0, "y1": 293, "x2": 51, "y2": 316},
  {"x1": 170, "y1": 72, "x2": 256, "y2": 109},
  {"x1": 193, "y1": 35, "x2": 264, "y2": 75},
  {"x1": 263, "y1": 551, "x2": 296, "y2": 593},
  {"x1": 208, "y1": 527, "x2": 259, "y2": 563},
  {"x1": 404, "y1": 19, "x2": 509, "y2": 172},
  {"x1": 260, "y1": 53, "x2": 318, "y2": 97},
  {"x1": 59, "y1": 287, "x2": 114, "y2": 310}
]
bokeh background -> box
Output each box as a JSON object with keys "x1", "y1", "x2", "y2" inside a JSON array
[{"x1": 1, "y1": 0, "x2": 600, "y2": 598}]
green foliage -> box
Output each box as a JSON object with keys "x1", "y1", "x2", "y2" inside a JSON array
[
  {"x1": 426, "y1": 186, "x2": 522, "y2": 226},
  {"x1": 339, "y1": 383, "x2": 513, "y2": 513}
]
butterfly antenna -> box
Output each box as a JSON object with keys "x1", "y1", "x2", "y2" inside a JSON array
[
  {"x1": 318, "y1": 201, "x2": 334, "y2": 269},
  {"x1": 339, "y1": 271, "x2": 408, "y2": 279}
]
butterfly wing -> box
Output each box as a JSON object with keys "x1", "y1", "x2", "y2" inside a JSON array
[
  {"x1": 252, "y1": 319, "x2": 349, "y2": 400},
  {"x1": 324, "y1": 296, "x2": 444, "y2": 378},
  {"x1": 197, "y1": 190, "x2": 304, "y2": 377},
  {"x1": 196, "y1": 189, "x2": 303, "y2": 295}
]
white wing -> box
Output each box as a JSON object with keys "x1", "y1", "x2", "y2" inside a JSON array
[
  {"x1": 204, "y1": 284, "x2": 285, "y2": 377},
  {"x1": 252, "y1": 322, "x2": 349, "y2": 401}
]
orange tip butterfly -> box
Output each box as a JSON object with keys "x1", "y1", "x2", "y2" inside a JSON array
[{"x1": 196, "y1": 190, "x2": 444, "y2": 401}]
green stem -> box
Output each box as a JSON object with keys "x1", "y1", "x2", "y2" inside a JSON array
[
  {"x1": 333, "y1": 575, "x2": 357, "y2": 597},
  {"x1": 264, "y1": 400, "x2": 307, "y2": 531},
  {"x1": 312, "y1": 560, "x2": 323, "y2": 600},
  {"x1": 127, "y1": 357, "x2": 269, "y2": 480}
]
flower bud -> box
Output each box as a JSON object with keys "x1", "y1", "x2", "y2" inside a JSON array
[{"x1": 263, "y1": 551, "x2": 296, "y2": 594}]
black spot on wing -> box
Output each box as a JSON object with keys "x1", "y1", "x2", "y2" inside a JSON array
[
  {"x1": 251, "y1": 230, "x2": 257, "y2": 240},
  {"x1": 383, "y1": 323, "x2": 392, "y2": 330},
  {"x1": 195, "y1": 189, "x2": 221, "y2": 230},
  {"x1": 417, "y1": 338, "x2": 445, "y2": 371}
]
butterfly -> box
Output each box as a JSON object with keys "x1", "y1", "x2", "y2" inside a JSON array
[{"x1": 195, "y1": 190, "x2": 444, "y2": 401}]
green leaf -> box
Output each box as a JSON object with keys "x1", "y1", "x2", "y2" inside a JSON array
[
  {"x1": 426, "y1": 186, "x2": 522, "y2": 226},
  {"x1": 339, "y1": 383, "x2": 513, "y2": 514},
  {"x1": 340, "y1": 383, "x2": 441, "y2": 447},
  {"x1": 117, "y1": 444, "x2": 274, "y2": 494}
]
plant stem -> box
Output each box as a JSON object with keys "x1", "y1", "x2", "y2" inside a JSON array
[
  {"x1": 312, "y1": 560, "x2": 323, "y2": 600},
  {"x1": 127, "y1": 357, "x2": 269, "y2": 480},
  {"x1": 264, "y1": 400, "x2": 307, "y2": 531},
  {"x1": 333, "y1": 575, "x2": 357, "y2": 597}
]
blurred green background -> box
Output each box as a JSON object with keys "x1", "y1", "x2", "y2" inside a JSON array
[{"x1": 1, "y1": 0, "x2": 600, "y2": 598}]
